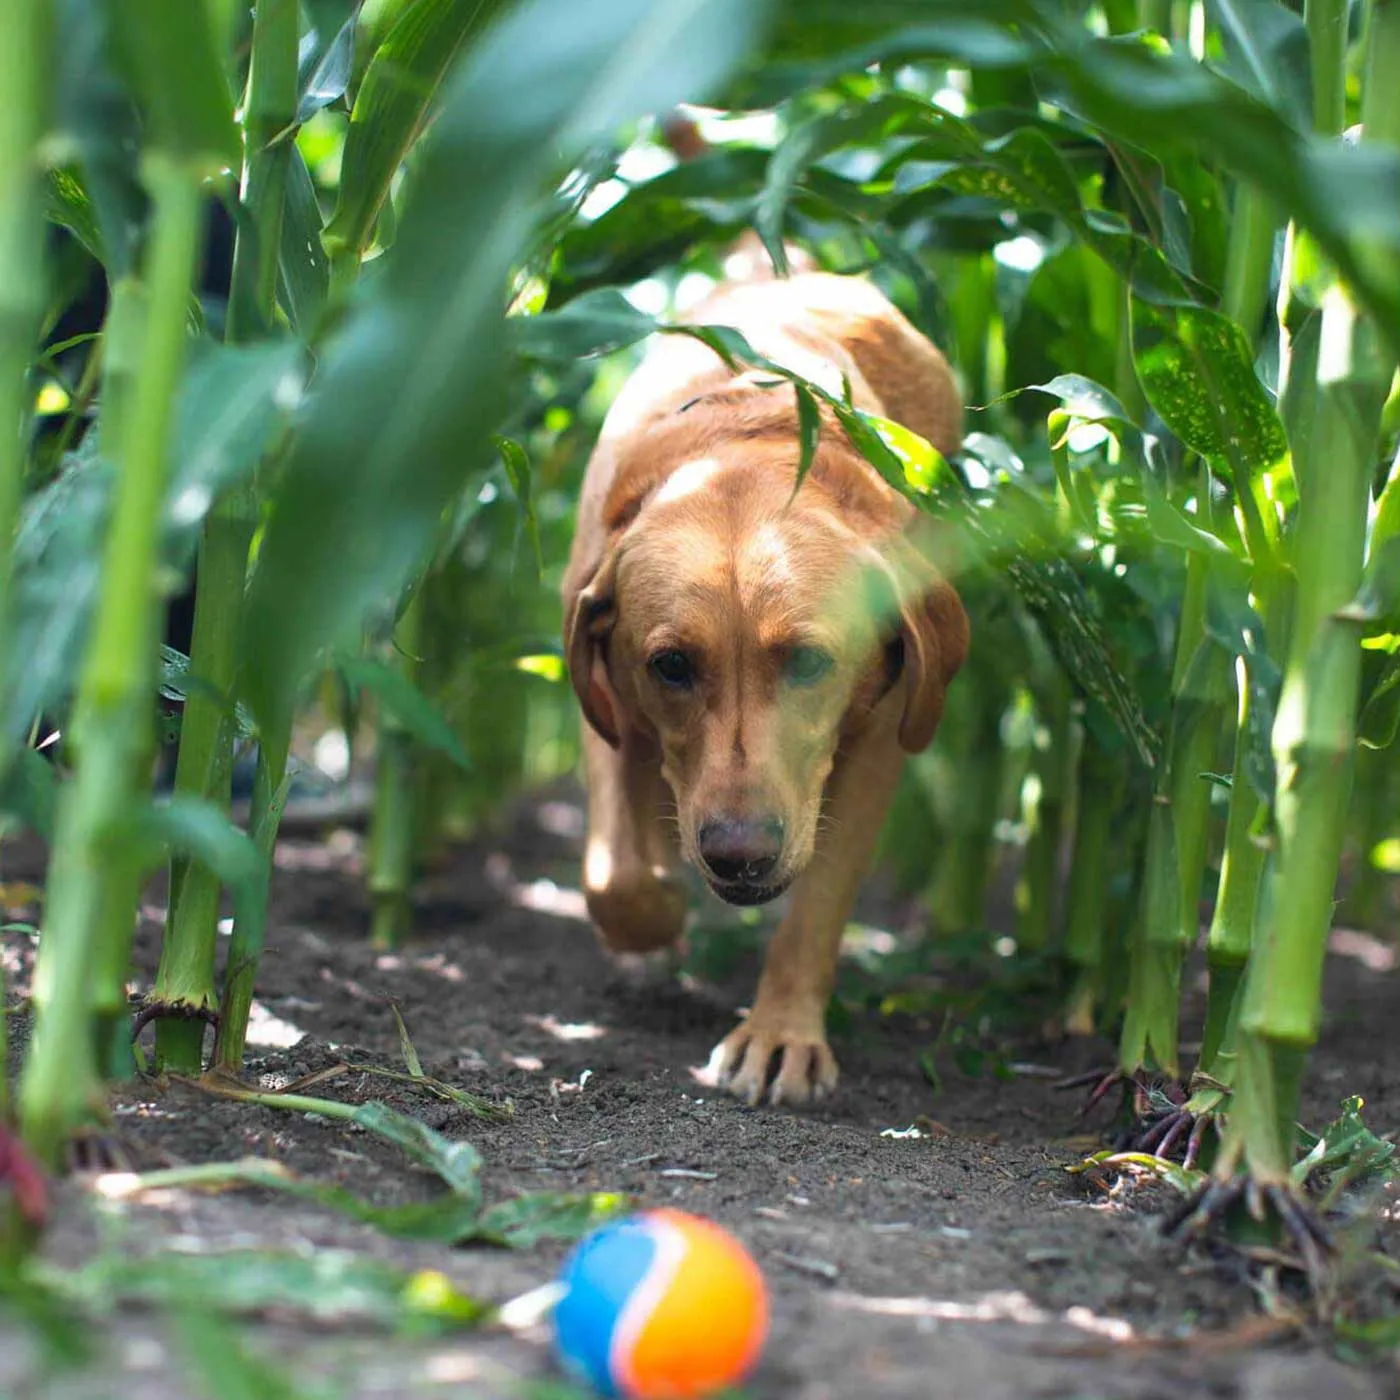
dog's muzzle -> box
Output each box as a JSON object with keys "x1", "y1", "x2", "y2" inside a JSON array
[
  {"x1": 695, "y1": 814, "x2": 792, "y2": 905},
  {"x1": 707, "y1": 874, "x2": 793, "y2": 907}
]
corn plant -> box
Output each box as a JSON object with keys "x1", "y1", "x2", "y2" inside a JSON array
[
  {"x1": 5, "y1": 0, "x2": 1400, "y2": 1265},
  {"x1": 3, "y1": 0, "x2": 774, "y2": 1170}
]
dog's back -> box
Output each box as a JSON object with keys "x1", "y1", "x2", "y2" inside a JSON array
[{"x1": 570, "y1": 268, "x2": 963, "y2": 599}]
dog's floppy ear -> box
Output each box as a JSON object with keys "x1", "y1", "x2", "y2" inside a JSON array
[
  {"x1": 864, "y1": 534, "x2": 969, "y2": 753},
  {"x1": 565, "y1": 546, "x2": 622, "y2": 748}
]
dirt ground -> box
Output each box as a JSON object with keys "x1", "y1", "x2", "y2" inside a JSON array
[{"x1": 3, "y1": 784, "x2": 1400, "y2": 1399}]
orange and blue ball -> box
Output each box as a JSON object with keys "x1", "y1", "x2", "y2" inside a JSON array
[{"x1": 552, "y1": 1208, "x2": 769, "y2": 1399}]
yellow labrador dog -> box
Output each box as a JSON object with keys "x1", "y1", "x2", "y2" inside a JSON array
[{"x1": 562, "y1": 257, "x2": 968, "y2": 1106}]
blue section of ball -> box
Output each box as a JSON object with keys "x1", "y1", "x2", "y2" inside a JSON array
[{"x1": 553, "y1": 1218, "x2": 659, "y2": 1396}]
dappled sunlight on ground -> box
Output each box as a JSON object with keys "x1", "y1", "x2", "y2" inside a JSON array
[{"x1": 828, "y1": 1287, "x2": 1134, "y2": 1341}]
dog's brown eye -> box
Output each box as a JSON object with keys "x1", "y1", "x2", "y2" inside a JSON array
[
  {"x1": 650, "y1": 650, "x2": 695, "y2": 689},
  {"x1": 785, "y1": 646, "x2": 834, "y2": 687}
]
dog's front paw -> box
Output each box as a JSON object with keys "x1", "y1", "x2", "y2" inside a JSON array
[{"x1": 705, "y1": 1011, "x2": 838, "y2": 1107}]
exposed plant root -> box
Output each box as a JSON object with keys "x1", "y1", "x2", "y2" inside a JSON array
[
  {"x1": 1164, "y1": 1175, "x2": 1334, "y2": 1283},
  {"x1": 130, "y1": 1000, "x2": 219, "y2": 1042},
  {"x1": 1056, "y1": 1064, "x2": 1127, "y2": 1117}
]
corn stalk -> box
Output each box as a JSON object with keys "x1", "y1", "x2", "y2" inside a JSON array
[
  {"x1": 1224, "y1": 0, "x2": 1400, "y2": 1189},
  {"x1": 152, "y1": 0, "x2": 298, "y2": 1072},
  {"x1": 21, "y1": 156, "x2": 207, "y2": 1166},
  {"x1": 0, "y1": 0, "x2": 50, "y2": 798}
]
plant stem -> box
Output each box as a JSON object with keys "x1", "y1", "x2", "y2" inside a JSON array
[
  {"x1": 928, "y1": 679, "x2": 1004, "y2": 935},
  {"x1": 0, "y1": 0, "x2": 50, "y2": 786},
  {"x1": 213, "y1": 721, "x2": 287, "y2": 1072},
  {"x1": 370, "y1": 591, "x2": 426, "y2": 950},
  {"x1": 1232, "y1": 0, "x2": 1400, "y2": 1185},
  {"x1": 151, "y1": 0, "x2": 298, "y2": 1073},
  {"x1": 1220, "y1": 186, "x2": 1279, "y2": 344},
  {"x1": 1241, "y1": 288, "x2": 1387, "y2": 1049},
  {"x1": 1192, "y1": 125, "x2": 1287, "y2": 1082},
  {"x1": 151, "y1": 506, "x2": 249, "y2": 1071},
  {"x1": 1200, "y1": 582, "x2": 1289, "y2": 1075},
  {"x1": 1307, "y1": 0, "x2": 1350, "y2": 138},
  {"x1": 21, "y1": 157, "x2": 205, "y2": 1167},
  {"x1": 1138, "y1": 0, "x2": 1174, "y2": 37},
  {"x1": 1061, "y1": 730, "x2": 1120, "y2": 1032},
  {"x1": 1339, "y1": 743, "x2": 1392, "y2": 929},
  {"x1": 225, "y1": 0, "x2": 299, "y2": 346},
  {"x1": 1117, "y1": 552, "x2": 1223, "y2": 1079}
]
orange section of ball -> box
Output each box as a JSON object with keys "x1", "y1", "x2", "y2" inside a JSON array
[{"x1": 619, "y1": 1209, "x2": 769, "y2": 1400}]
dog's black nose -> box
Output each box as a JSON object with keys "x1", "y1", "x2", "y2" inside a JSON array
[{"x1": 698, "y1": 816, "x2": 784, "y2": 886}]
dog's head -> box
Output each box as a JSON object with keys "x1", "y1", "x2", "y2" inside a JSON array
[{"x1": 566, "y1": 421, "x2": 968, "y2": 907}]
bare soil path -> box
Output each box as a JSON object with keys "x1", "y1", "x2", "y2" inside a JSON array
[{"x1": 3, "y1": 788, "x2": 1398, "y2": 1398}]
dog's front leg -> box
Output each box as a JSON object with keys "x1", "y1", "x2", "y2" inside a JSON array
[
  {"x1": 581, "y1": 725, "x2": 688, "y2": 955},
  {"x1": 709, "y1": 714, "x2": 906, "y2": 1106}
]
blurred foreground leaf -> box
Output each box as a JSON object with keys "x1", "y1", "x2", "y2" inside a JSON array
[
  {"x1": 173, "y1": 1307, "x2": 330, "y2": 1400},
  {"x1": 7, "y1": 339, "x2": 300, "y2": 739},
  {"x1": 243, "y1": 0, "x2": 773, "y2": 738},
  {"x1": 324, "y1": 0, "x2": 514, "y2": 266},
  {"x1": 0, "y1": 749, "x2": 56, "y2": 838},
  {"x1": 97, "y1": 1157, "x2": 626, "y2": 1249},
  {"x1": 44, "y1": 1249, "x2": 487, "y2": 1326},
  {"x1": 337, "y1": 656, "x2": 471, "y2": 770}
]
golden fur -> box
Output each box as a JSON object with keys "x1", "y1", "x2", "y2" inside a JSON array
[{"x1": 562, "y1": 267, "x2": 968, "y2": 1106}]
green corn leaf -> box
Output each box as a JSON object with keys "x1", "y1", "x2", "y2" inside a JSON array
[
  {"x1": 101, "y1": 1157, "x2": 622, "y2": 1250},
  {"x1": 350, "y1": 1101, "x2": 483, "y2": 1201},
  {"x1": 886, "y1": 110, "x2": 1200, "y2": 304},
  {"x1": 106, "y1": 0, "x2": 239, "y2": 168},
  {"x1": 549, "y1": 147, "x2": 764, "y2": 301},
  {"x1": 7, "y1": 338, "x2": 300, "y2": 739},
  {"x1": 863, "y1": 412, "x2": 946, "y2": 494},
  {"x1": 1359, "y1": 654, "x2": 1400, "y2": 750},
  {"x1": 45, "y1": 169, "x2": 108, "y2": 267},
  {"x1": 5, "y1": 438, "x2": 108, "y2": 740},
  {"x1": 0, "y1": 748, "x2": 57, "y2": 838},
  {"x1": 510, "y1": 288, "x2": 659, "y2": 363},
  {"x1": 323, "y1": 0, "x2": 515, "y2": 266},
  {"x1": 1042, "y1": 31, "x2": 1400, "y2": 358},
  {"x1": 475, "y1": 1192, "x2": 630, "y2": 1249},
  {"x1": 756, "y1": 93, "x2": 919, "y2": 273},
  {"x1": 45, "y1": 1249, "x2": 487, "y2": 1325},
  {"x1": 1021, "y1": 375, "x2": 1249, "y2": 567},
  {"x1": 190, "y1": 1082, "x2": 489, "y2": 1200},
  {"x1": 1204, "y1": 0, "x2": 1312, "y2": 128},
  {"x1": 158, "y1": 645, "x2": 258, "y2": 741},
  {"x1": 53, "y1": 0, "x2": 144, "y2": 274},
  {"x1": 731, "y1": 3, "x2": 1037, "y2": 108},
  {"x1": 497, "y1": 436, "x2": 543, "y2": 579},
  {"x1": 172, "y1": 1308, "x2": 321, "y2": 1400},
  {"x1": 128, "y1": 797, "x2": 268, "y2": 929},
  {"x1": 1130, "y1": 299, "x2": 1288, "y2": 486},
  {"x1": 278, "y1": 142, "x2": 331, "y2": 333},
  {"x1": 1294, "y1": 1095, "x2": 1398, "y2": 1192},
  {"x1": 1343, "y1": 535, "x2": 1400, "y2": 629},
  {"x1": 296, "y1": 2, "x2": 361, "y2": 125},
  {"x1": 337, "y1": 656, "x2": 470, "y2": 770},
  {"x1": 304, "y1": 0, "x2": 364, "y2": 55},
  {"x1": 1203, "y1": 581, "x2": 1280, "y2": 801},
  {"x1": 792, "y1": 382, "x2": 822, "y2": 493},
  {"x1": 166, "y1": 338, "x2": 306, "y2": 559},
  {"x1": 243, "y1": 0, "x2": 774, "y2": 740}
]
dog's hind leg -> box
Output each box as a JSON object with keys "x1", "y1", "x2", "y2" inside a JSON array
[
  {"x1": 581, "y1": 725, "x2": 688, "y2": 954},
  {"x1": 708, "y1": 710, "x2": 907, "y2": 1106}
]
